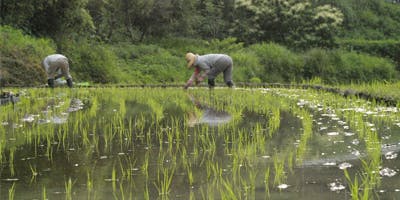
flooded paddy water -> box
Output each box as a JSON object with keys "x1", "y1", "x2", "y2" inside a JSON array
[{"x1": 0, "y1": 87, "x2": 400, "y2": 199}]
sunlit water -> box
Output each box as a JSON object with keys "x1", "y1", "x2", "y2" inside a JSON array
[{"x1": 0, "y1": 88, "x2": 399, "y2": 199}]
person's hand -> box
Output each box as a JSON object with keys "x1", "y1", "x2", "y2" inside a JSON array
[{"x1": 184, "y1": 80, "x2": 192, "y2": 89}]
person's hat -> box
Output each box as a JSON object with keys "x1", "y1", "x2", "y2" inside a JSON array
[{"x1": 185, "y1": 53, "x2": 196, "y2": 68}]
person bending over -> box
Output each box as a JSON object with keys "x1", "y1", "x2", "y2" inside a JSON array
[
  {"x1": 42, "y1": 54, "x2": 73, "y2": 88},
  {"x1": 184, "y1": 52, "x2": 234, "y2": 89}
]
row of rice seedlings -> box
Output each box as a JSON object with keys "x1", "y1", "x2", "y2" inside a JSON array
[
  {"x1": 268, "y1": 107, "x2": 281, "y2": 137},
  {"x1": 140, "y1": 88, "x2": 295, "y2": 198},
  {"x1": 78, "y1": 88, "x2": 396, "y2": 198},
  {"x1": 277, "y1": 88, "x2": 387, "y2": 198},
  {"x1": 292, "y1": 106, "x2": 314, "y2": 165},
  {"x1": 0, "y1": 87, "x2": 315, "y2": 199},
  {"x1": 339, "y1": 81, "x2": 400, "y2": 100},
  {"x1": 317, "y1": 94, "x2": 384, "y2": 197}
]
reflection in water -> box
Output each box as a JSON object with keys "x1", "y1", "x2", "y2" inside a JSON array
[
  {"x1": 50, "y1": 98, "x2": 84, "y2": 124},
  {"x1": 21, "y1": 97, "x2": 84, "y2": 125},
  {"x1": 187, "y1": 94, "x2": 231, "y2": 126},
  {"x1": 67, "y1": 98, "x2": 84, "y2": 112},
  {"x1": 3, "y1": 88, "x2": 400, "y2": 199}
]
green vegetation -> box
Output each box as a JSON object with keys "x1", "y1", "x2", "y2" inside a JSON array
[
  {"x1": 1, "y1": 28, "x2": 398, "y2": 86},
  {"x1": 1, "y1": 0, "x2": 400, "y2": 86},
  {"x1": 0, "y1": 86, "x2": 397, "y2": 199}
]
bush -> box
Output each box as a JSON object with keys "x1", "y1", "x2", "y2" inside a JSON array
[
  {"x1": 337, "y1": 50, "x2": 397, "y2": 83},
  {"x1": 247, "y1": 43, "x2": 304, "y2": 82},
  {"x1": 249, "y1": 77, "x2": 262, "y2": 84},
  {"x1": 64, "y1": 41, "x2": 122, "y2": 83},
  {"x1": 303, "y1": 48, "x2": 398, "y2": 84},
  {"x1": 338, "y1": 39, "x2": 400, "y2": 70},
  {"x1": 230, "y1": 51, "x2": 260, "y2": 82},
  {"x1": 110, "y1": 43, "x2": 187, "y2": 84},
  {"x1": 303, "y1": 48, "x2": 339, "y2": 84},
  {"x1": 0, "y1": 25, "x2": 55, "y2": 86}
]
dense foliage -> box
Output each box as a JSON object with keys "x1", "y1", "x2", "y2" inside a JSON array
[
  {"x1": 1, "y1": 0, "x2": 400, "y2": 86},
  {"x1": 0, "y1": 26, "x2": 55, "y2": 86}
]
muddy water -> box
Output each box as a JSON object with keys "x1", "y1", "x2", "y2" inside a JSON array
[{"x1": 0, "y1": 88, "x2": 399, "y2": 199}]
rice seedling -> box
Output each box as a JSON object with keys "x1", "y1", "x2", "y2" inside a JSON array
[
  {"x1": 264, "y1": 166, "x2": 271, "y2": 198},
  {"x1": 154, "y1": 166, "x2": 175, "y2": 197},
  {"x1": 86, "y1": 171, "x2": 93, "y2": 200},
  {"x1": 42, "y1": 185, "x2": 47, "y2": 200},
  {"x1": 220, "y1": 177, "x2": 238, "y2": 200},
  {"x1": 273, "y1": 154, "x2": 286, "y2": 186},
  {"x1": 144, "y1": 182, "x2": 150, "y2": 200},
  {"x1": 112, "y1": 165, "x2": 118, "y2": 192},
  {"x1": 1, "y1": 85, "x2": 399, "y2": 199},
  {"x1": 9, "y1": 147, "x2": 15, "y2": 177},
  {"x1": 8, "y1": 183, "x2": 16, "y2": 200},
  {"x1": 141, "y1": 151, "x2": 149, "y2": 178},
  {"x1": 28, "y1": 163, "x2": 38, "y2": 183},
  {"x1": 65, "y1": 178, "x2": 73, "y2": 200},
  {"x1": 185, "y1": 161, "x2": 194, "y2": 186}
]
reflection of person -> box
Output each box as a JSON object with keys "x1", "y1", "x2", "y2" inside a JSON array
[
  {"x1": 186, "y1": 94, "x2": 231, "y2": 127},
  {"x1": 184, "y1": 52, "x2": 234, "y2": 89},
  {"x1": 42, "y1": 54, "x2": 73, "y2": 88}
]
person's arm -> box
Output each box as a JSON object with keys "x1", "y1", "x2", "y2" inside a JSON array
[
  {"x1": 184, "y1": 68, "x2": 200, "y2": 89},
  {"x1": 196, "y1": 62, "x2": 210, "y2": 82},
  {"x1": 197, "y1": 69, "x2": 210, "y2": 82}
]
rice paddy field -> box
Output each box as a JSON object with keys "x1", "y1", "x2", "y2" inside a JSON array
[{"x1": 1, "y1": 87, "x2": 400, "y2": 199}]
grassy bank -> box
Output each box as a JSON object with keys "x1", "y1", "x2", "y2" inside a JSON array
[{"x1": 1, "y1": 26, "x2": 398, "y2": 86}]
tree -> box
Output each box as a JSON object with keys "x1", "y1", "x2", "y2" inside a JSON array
[
  {"x1": 233, "y1": 0, "x2": 344, "y2": 48},
  {"x1": 0, "y1": 0, "x2": 94, "y2": 44},
  {"x1": 196, "y1": 0, "x2": 235, "y2": 39}
]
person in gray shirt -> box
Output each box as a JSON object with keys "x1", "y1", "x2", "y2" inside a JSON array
[
  {"x1": 184, "y1": 52, "x2": 234, "y2": 89},
  {"x1": 42, "y1": 54, "x2": 73, "y2": 88}
]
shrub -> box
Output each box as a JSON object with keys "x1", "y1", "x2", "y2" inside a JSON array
[
  {"x1": 303, "y1": 48, "x2": 339, "y2": 84},
  {"x1": 230, "y1": 51, "x2": 260, "y2": 83},
  {"x1": 249, "y1": 77, "x2": 262, "y2": 84},
  {"x1": 64, "y1": 42, "x2": 121, "y2": 83},
  {"x1": 338, "y1": 39, "x2": 400, "y2": 70},
  {"x1": 0, "y1": 25, "x2": 55, "y2": 86},
  {"x1": 337, "y1": 50, "x2": 397, "y2": 83},
  {"x1": 303, "y1": 48, "x2": 398, "y2": 84},
  {"x1": 247, "y1": 43, "x2": 304, "y2": 82}
]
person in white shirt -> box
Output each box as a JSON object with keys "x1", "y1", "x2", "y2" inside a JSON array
[{"x1": 42, "y1": 54, "x2": 73, "y2": 88}]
